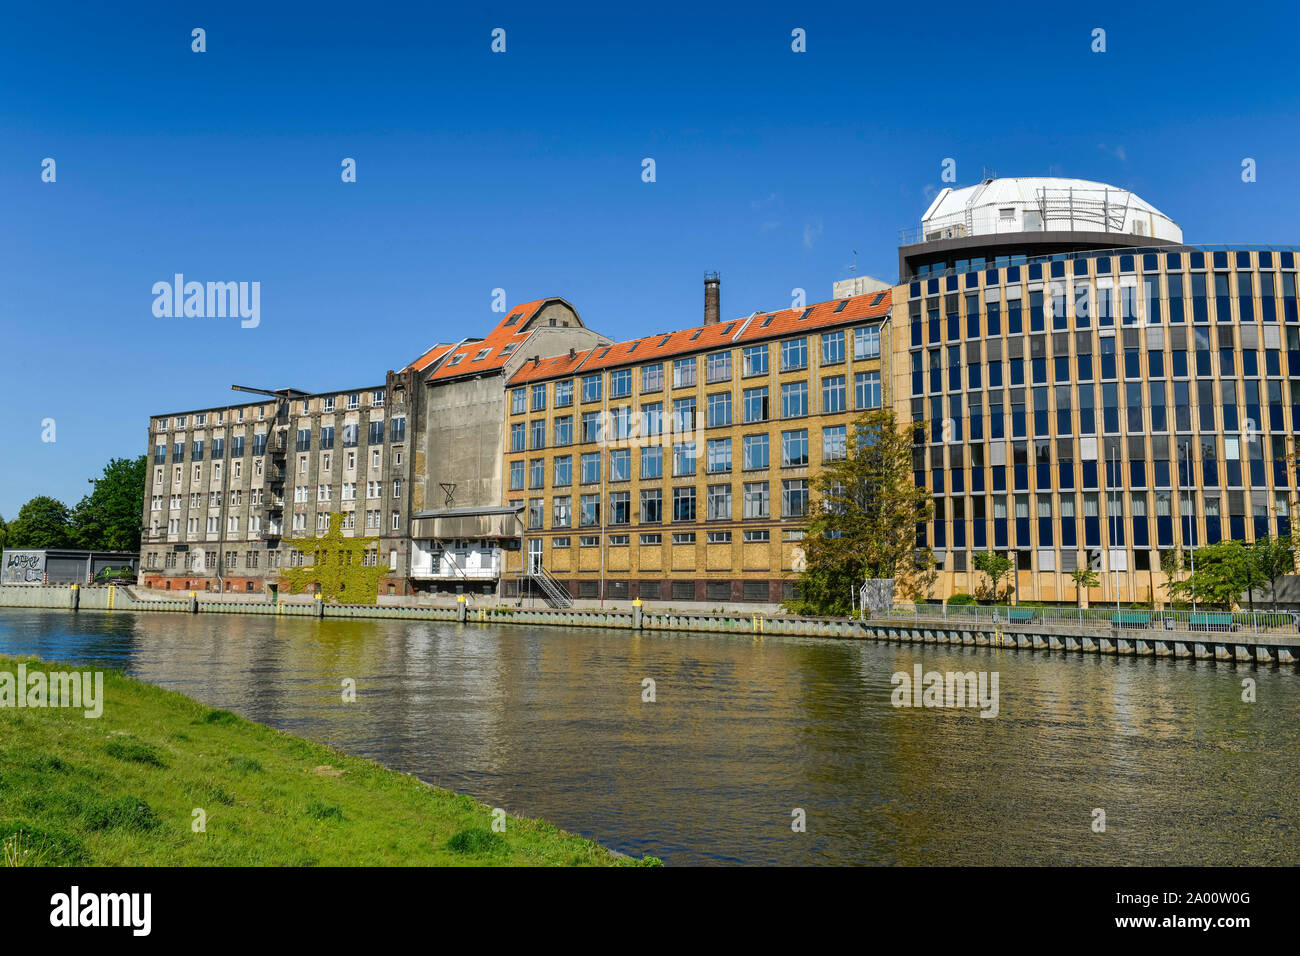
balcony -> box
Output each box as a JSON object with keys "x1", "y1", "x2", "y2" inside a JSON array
[{"x1": 410, "y1": 545, "x2": 502, "y2": 581}]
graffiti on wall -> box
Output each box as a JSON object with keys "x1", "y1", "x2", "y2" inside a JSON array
[{"x1": 2, "y1": 551, "x2": 46, "y2": 584}]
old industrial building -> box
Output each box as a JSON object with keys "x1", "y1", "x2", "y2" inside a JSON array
[{"x1": 136, "y1": 176, "x2": 1299, "y2": 606}]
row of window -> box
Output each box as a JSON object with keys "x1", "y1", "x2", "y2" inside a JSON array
[
  {"x1": 154, "y1": 391, "x2": 392, "y2": 432},
  {"x1": 917, "y1": 383, "x2": 1300, "y2": 444},
  {"x1": 508, "y1": 374, "x2": 881, "y2": 452},
  {"x1": 920, "y1": 491, "x2": 1292, "y2": 553},
  {"x1": 509, "y1": 424, "x2": 852, "y2": 490},
  {"x1": 523, "y1": 480, "x2": 812, "y2": 529},
  {"x1": 912, "y1": 249, "x2": 1299, "y2": 292},
  {"x1": 510, "y1": 328, "x2": 882, "y2": 414},
  {"x1": 910, "y1": 274, "x2": 1300, "y2": 349}
]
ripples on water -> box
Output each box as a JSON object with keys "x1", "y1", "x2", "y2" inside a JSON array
[{"x1": 0, "y1": 608, "x2": 1294, "y2": 865}]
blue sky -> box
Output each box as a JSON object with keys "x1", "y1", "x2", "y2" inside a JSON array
[{"x1": 2, "y1": 0, "x2": 1299, "y2": 518}]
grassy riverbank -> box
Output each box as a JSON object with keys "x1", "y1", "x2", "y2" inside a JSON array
[{"x1": 0, "y1": 655, "x2": 654, "y2": 866}]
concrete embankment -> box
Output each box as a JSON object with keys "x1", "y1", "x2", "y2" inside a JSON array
[{"x1": 1, "y1": 584, "x2": 1297, "y2": 667}]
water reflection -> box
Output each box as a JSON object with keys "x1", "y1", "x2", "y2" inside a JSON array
[{"x1": 0, "y1": 608, "x2": 1294, "y2": 865}]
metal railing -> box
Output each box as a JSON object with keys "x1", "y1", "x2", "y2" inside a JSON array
[
  {"x1": 523, "y1": 562, "x2": 572, "y2": 609},
  {"x1": 876, "y1": 603, "x2": 1300, "y2": 638}
]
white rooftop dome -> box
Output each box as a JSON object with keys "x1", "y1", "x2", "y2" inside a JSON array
[{"x1": 919, "y1": 177, "x2": 1182, "y2": 244}]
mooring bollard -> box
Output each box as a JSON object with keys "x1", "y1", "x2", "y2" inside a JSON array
[
  {"x1": 70, "y1": 584, "x2": 80, "y2": 611},
  {"x1": 632, "y1": 598, "x2": 643, "y2": 630},
  {"x1": 189, "y1": 591, "x2": 198, "y2": 614},
  {"x1": 457, "y1": 594, "x2": 467, "y2": 623},
  {"x1": 314, "y1": 594, "x2": 324, "y2": 618}
]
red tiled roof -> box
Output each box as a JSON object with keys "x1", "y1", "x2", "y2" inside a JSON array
[
  {"x1": 403, "y1": 343, "x2": 457, "y2": 373},
  {"x1": 422, "y1": 299, "x2": 553, "y2": 381},
  {"x1": 508, "y1": 348, "x2": 597, "y2": 385},
  {"x1": 506, "y1": 290, "x2": 892, "y2": 386}
]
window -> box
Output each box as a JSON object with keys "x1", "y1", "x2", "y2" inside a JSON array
[
  {"x1": 368, "y1": 421, "x2": 384, "y2": 445},
  {"x1": 743, "y1": 481, "x2": 770, "y2": 518},
  {"x1": 822, "y1": 330, "x2": 845, "y2": 365},
  {"x1": 552, "y1": 496, "x2": 572, "y2": 528},
  {"x1": 782, "y1": 479, "x2": 809, "y2": 518},
  {"x1": 553, "y1": 455, "x2": 572, "y2": 487},
  {"x1": 509, "y1": 460, "x2": 524, "y2": 490},
  {"x1": 582, "y1": 375, "x2": 602, "y2": 403},
  {"x1": 610, "y1": 447, "x2": 631, "y2": 482},
  {"x1": 781, "y1": 381, "x2": 808, "y2": 418},
  {"x1": 581, "y1": 411, "x2": 602, "y2": 443},
  {"x1": 581, "y1": 451, "x2": 601, "y2": 484},
  {"x1": 823, "y1": 424, "x2": 847, "y2": 461},
  {"x1": 528, "y1": 498, "x2": 544, "y2": 529},
  {"x1": 854, "y1": 326, "x2": 881, "y2": 360},
  {"x1": 347, "y1": 393, "x2": 360, "y2": 410},
  {"x1": 706, "y1": 351, "x2": 732, "y2": 383},
  {"x1": 529, "y1": 458, "x2": 545, "y2": 489},
  {"x1": 580, "y1": 493, "x2": 601, "y2": 526},
  {"x1": 510, "y1": 422, "x2": 525, "y2": 452},
  {"x1": 641, "y1": 488, "x2": 663, "y2": 523},
  {"x1": 673, "y1": 441, "x2": 697, "y2": 476},
  {"x1": 672, "y1": 357, "x2": 697, "y2": 388},
  {"x1": 706, "y1": 392, "x2": 732, "y2": 427},
  {"x1": 390, "y1": 417, "x2": 406, "y2": 443},
  {"x1": 553, "y1": 415, "x2": 572, "y2": 446},
  {"x1": 609, "y1": 491, "x2": 631, "y2": 524},
  {"x1": 781, "y1": 337, "x2": 808, "y2": 371},
  {"x1": 855, "y1": 371, "x2": 882, "y2": 409},
  {"x1": 530, "y1": 419, "x2": 545, "y2": 450},
  {"x1": 672, "y1": 486, "x2": 697, "y2": 521},
  {"x1": 641, "y1": 445, "x2": 663, "y2": 479},
  {"x1": 743, "y1": 387, "x2": 770, "y2": 423},
  {"x1": 640, "y1": 402, "x2": 663, "y2": 437},
  {"x1": 781, "y1": 429, "x2": 809, "y2": 467},
  {"x1": 743, "y1": 433, "x2": 770, "y2": 470},
  {"x1": 742, "y1": 344, "x2": 769, "y2": 376},
  {"x1": 641, "y1": 364, "x2": 663, "y2": 393},
  {"x1": 610, "y1": 368, "x2": 632, "y2": 398},
  {"x1": 673, "y1": 397, "x2": 697, "y2": 432},
  {"x1": 707, "y1": 437, "x2": 732, "y2": 473},
  {"x1": 531, "y1": 384, "x2": 547, "y2": 411},
  {"x1": 555, "y1": 379, "x2": 574, "y2": 407},
  {"x1": 342, "y1": 424, "x2": 358, "y2": 447},
  {"x1": 706, "y1": 484, "x2": 732, "y2": 520},
  {"x1": 822, "y1": 374, "x2": 846, "y2": 413}
]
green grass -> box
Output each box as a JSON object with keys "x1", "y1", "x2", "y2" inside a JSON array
[{"x1": 0, "y1": 655, "x2": 659, "y2": 867}]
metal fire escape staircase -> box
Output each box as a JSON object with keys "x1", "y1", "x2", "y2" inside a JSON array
[{"x1": 522, "y1": 560, "x2": 572, "y2": 608}]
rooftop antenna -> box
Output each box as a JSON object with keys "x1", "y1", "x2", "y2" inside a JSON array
[{"x1": 851, "y1": 251, "x2": 857, "y2": 277}]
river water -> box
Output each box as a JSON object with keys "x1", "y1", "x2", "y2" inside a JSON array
[{"x1": 0, "y1": 608, "x2": 1294, "y2": 865}]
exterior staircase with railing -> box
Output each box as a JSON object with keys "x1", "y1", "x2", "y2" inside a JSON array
[{"x1": 523, "y1": 560, "x2": 572, "y2": 608}]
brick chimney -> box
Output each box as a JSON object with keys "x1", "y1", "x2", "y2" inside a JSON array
[{"x1": 704, "y1": 271, "x2": 720, "y2": 325}]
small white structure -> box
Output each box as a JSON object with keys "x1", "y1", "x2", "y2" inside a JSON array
[{"x1": 916, "y1": 177, "x2": 1182, "y2": 244}]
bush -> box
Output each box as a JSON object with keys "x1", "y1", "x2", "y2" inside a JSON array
[
  {"x1": 945, "y1": 593, "x2": 976, "y2": 606},
  {"x1": 446, "y1": 827, "x2": 510, "y2": 856}
]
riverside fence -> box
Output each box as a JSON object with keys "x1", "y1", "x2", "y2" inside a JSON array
[{"x1": 1, "y1": 584, "x2": 1297, "y2": 666}]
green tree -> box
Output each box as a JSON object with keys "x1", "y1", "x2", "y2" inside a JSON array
[
  {"x1": 5, "y1": 496, "x2": 73, "y2": 549},
  {"x1": 71, "y1": 455, "x2": 147, "y2": 552},
  {"x1": 1069, "y1": 566, "x2": 1100, "y2": 608},
  {"x1": 1171, "y1": 539, "x2": 1252, "y2": 610},
  {"x1": 1249, "y1": 535, "x2": 1297, "y2": 611},
  {"x1": 972, "y1": 551, "x2": 1014, "y2": 604},
  {"x1": 783, "y1": 410, "x2": 934, "y2": 616},
  {"x1": 1158, "y1": 549, "x2": 1184, "y2": 607},
  {"x1": 0, "y1": 514, "x2": 7, "y2": 550}
]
